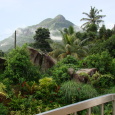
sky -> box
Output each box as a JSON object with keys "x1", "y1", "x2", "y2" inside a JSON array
[{"x1": 0, "y1": 0, "x2": 114, "y2": 41}]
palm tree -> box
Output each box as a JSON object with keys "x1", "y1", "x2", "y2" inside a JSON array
[
  {"x1": 49, "y1": 26, "x2": 89, "y2": 60},
  {"x1": 80, "y1": 6, "x2": 106, "y2": 29}
]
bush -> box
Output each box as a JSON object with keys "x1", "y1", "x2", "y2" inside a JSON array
[
  {"x1": 79, "y1": 84, "x2": 98, "y2": 101},
  {"x1": 89, "y1": 72, "x2": 115, "y2": 93},
  {"x1": 97, "y1": 74, "x2": 114, "y2": 88},
  {"x1": 0, "y1": 82, "x2": 6, "y2": 93},
  {"x1": 9, "y1": 94, "x2": 40, "y2": 114},
  {"x1": 59, "y1": 55, "x2": 78, "y2": 65},
  {"x1": 90, "y1": 35, "x2": 115, "y2": 57},
  {"x1": 39, "y1": 77, "x2": 57, "y2": 90},
  {"x1": 80, "y1": 51, "x2": 114, "y2": 74},
  {"x1": 3, "y1": 45, "x2": 40, "y2": 84},
  {"x1": 49, "y1": 65, "x2": 71, "y2": 84},
  {"x1": 45, "y1": 56, "x2": 78, "y2": 84},
  {"x1": 0, "y1": 103, "x2": 8, "y2": 115},
  {"x1": 107, "y1": 86, "x2": 115, "y2": 93},
  {"x1": 59, "y1": 81, "x2": 98, "y2": 104},
  {"x1": 34, "y1": 77, "x2": 57, "y2": 102}
]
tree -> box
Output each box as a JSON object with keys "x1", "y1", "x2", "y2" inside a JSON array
[
  {"x1": 80, "y1": 6, "x2": 106, "y2": 29},
  {"x1": 99, "y1": 25, "x2": 113, "y2": 39},
  {"x1": 33, "y1": 27, "x2": 52, "y2": 52},
  {"x1": 49, "y1": 26, "x2": 89, "y2": 60}
]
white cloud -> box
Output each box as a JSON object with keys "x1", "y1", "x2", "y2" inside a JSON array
[{"x1": 51, "y1": 36, "x2": 62, "y2": 40}]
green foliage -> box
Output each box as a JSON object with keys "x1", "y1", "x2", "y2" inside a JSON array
[
  {"x1": 49, "y1": 65, "x2": 71, "y2": 84},
  {"x1": 80, "y1": 6, "x2": 106, "y2": 29},
  {"x1": 87, "y1": 31, "x2": 97, "y2": 40},
  {"x1": 102, "y1": 35, "x2": 115, "y2": 57},
  {"x1": 33, "y1": 27, "x2": 52, "y2": 52},
  {"x1": 107, "y1": 86, "x2": 115, "y2": 93},
  {"x1": 0, "y1": 82, "x2": 6, "y2": 93},
  {"x1": 59, "y1": 55, "x2": 78, "y2": 65},
  {"x1": 90, "y1": 35, "x2": 115, "y2": 57},
  {"x1": 89, "y1": 72, "x2": 114, "y2": 93},
  {"x1": 104, "y1": 103, "x2": 112, "y2": 115},
  {"x1": 46, "y1": 56, "x2": 78, "y2": 84},
  {"x1": 87, "y1": 24, "x2": 97, "y2": 33},
  {"x1": 49, "y1": 26, "x2": 89, "y2": 60},
  {"x1": 79, "y1": 72, "x2": 90, "y2": 78},
  {"x1": 39, "y1": 77, "x2": 57, "y2": 90},
  {"x1": 21, "y1": 81, "x2": 39, "y2": 95},
  {"x1": 3, "y1": 45, "x2": 40, "y2": 84},
  {"x1": 59, "y1": 81, "x2": 82, "y2": 104},
  {"x1": 34, "y1": 77, "x2": 57, "y2": 103},
  {"x1": 78, "y1": 84, "x2": 98, "y2": 101},
  {"x1": 59, "y1": 81, "x2": 98, "y2": 104},
  {"x1": 88, "y1": 72, "x2": 101, "y2": 86},
  {"x1": 0, "y1": 82, "x2": 7, "y2": 99},
  {"x1": 0, "y1": 103, "x2": 8, "y2": 115},
  {"x1": 9, "y1": 94, "x2": 40, "y2": 114},
  {"x1": 80, "y1": 51, "x2": 114, "y2": 74},
  {"x1": 99, "y1": 25, "x2": 112, "y2": 39},
  {"x1": 76, "y1": 32, "x2": 88, "y2": 40},
  {"x1": 97, "y1": 74, "x2": 114, "y2": 88}
]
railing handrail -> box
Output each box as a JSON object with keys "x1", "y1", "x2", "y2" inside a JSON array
[{"x1": 36, "y1": 94, "x2": 115, "y2": 115}]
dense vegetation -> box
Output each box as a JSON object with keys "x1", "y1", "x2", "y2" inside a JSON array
[{"x1": 0, "y1": 7, "x2": 115, "y2": 115}]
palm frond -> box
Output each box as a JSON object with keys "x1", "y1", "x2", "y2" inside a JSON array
[{"x1": 82, "y1": 12, "x2": 90, "y2": 18}]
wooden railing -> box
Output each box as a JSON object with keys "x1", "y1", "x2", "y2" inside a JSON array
[{"x1": 36, "y1": 94, "x2": 115, "y2": 115}]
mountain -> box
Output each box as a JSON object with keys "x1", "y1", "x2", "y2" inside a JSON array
[{"x1": 0, "y1": 15, "x2": 81, "y2": 52}]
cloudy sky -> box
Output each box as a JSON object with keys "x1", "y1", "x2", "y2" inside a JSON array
[{"x1": 0, "y1": 0, "x2": 114, "y2": 41}]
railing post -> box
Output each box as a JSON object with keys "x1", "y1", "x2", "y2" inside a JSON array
[
  {"x1": 100, "y1": 104, "x2": 104, "y2": 115},
  {"x1": 113, "y1": 100, "x2": 115, "y2": 115},
  {"x1": 87, "y1": 108, "x2": 91, "y2": 115},
  {"x1": 112, "y1": 94, "x2": 115, "y2": 115}
]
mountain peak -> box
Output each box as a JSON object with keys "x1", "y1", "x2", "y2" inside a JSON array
[
  {"x1": 0, "y1": 15, "x2": 81, "y2": 52},
  {"x1": 54, "y1": 15, "x2": 66, "y2": 21}
]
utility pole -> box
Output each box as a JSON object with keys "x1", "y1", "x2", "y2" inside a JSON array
[{"x1": 14, "y1": 30, "x2": 16, "y2": 49}]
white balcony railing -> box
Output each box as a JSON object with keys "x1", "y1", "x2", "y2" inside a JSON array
[{"x1": 36, "y1": 94, "x2": 115, "y2": 115}]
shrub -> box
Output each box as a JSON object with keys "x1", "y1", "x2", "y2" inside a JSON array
[
  {"x1": 97, "y1": 74, "x2": 114, "y2": 88},
  {"x1": 3, "y1": 45, "x2": 40, "y2": 84},
  {"x1": 39, "y1": 77, "x2": 57, "y2": 90},
  {"x1": 89, "y1": 72, "x2": 115, "y2": 93},
  {"x1": 59, "y1": 81, "x2": 98, "y2": 104},
  {"x1": 0, "y1": 103, "x2": 8, "y2": 115},
  {"x1": 79, "y1": 84, "x2": 98, "y2": 101},
  {"x1": 21, "y1": 81, "x2": 39, "y2": 95},
  {"x1": 90, "y1": 35, "x2": 115, "y2": 58},
  {"x1": 35, "y1": 77, "x2": 57, "y2": 102},
  {"x1": 0, "y1": 82, "x2": 6, "y2": 93},
  {"x1": 59, "y1": 81, "x2": 82, "y2": 104},
  {"x1": 59, "y1": 55, "x2": 78, "y2": 65},
  {"x1": 9, "y1": 94, "x2": 40, "y2": 114},
  {"x1": 107, "y1": 86, "x2": 115, "y2": 93},
  {"x1": 80, "y1": 51, "x2": 114, "y2": 74},
  {"x1": 49, "y1": 65, "x2": 71, "y2": 84},
  {"x1": 46, "y1": 56, "x2": 78, "y2": 84},
  {"x1": 0, "y1": 82, "x2": 7, "y2": 98}
]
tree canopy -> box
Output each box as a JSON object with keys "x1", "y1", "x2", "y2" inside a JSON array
[
  {"x1": 80, "y1": 6, "x2": 106, "y2": 29},
  {"x1": 33, "y1": 27, "x2": 52, "y2": 52}
]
